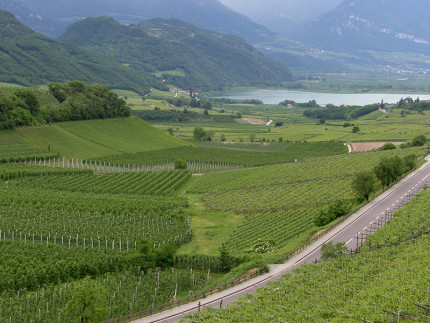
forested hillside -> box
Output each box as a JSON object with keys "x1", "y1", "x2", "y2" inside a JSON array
[
  {"x1": 59, "y1": 17, "x2": 293, "y2": 91},
  {"x1": 4, "y1": 0, "x2": 275, "y2": 42},
  {"x1": 0, "y1": 10, "x2": 160, "y2": 92}
]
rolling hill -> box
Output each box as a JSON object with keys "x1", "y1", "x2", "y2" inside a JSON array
[
  {"x1": 0, "y1": 9, "x2": 160, "y2": 92},
  {"x1": 15, "y1": 117, "x2": 188, "y2": 159},
  {"x1": 58, "y1": 16, "x2": 294, "y2": 91}
]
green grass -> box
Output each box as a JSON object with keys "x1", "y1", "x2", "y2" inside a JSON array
[
  {"x1": 17, "y1": 117, "x2": 188, "y2": 159},
  {"x1": 153, "y1": 69, "x2": 186, "y2": 77}
]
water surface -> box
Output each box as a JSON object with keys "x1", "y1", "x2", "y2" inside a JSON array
[{"x1": 212, "y1": 89, "x2": 430, "y2": 106}]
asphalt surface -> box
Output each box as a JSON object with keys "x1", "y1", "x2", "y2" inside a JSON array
[{"x1": 137, "y1": 157, "x2": 430, "y2": 323}]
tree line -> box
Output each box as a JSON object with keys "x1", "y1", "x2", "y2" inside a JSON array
[{"x1": 0, "y1": 81, "x2": 130, "y2": 130}]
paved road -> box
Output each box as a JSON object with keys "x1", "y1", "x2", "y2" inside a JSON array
[{"x1": 137, "y1": 157, "x2": 430, "y2": 323}]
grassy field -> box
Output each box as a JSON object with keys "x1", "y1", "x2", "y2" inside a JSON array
[{"x1": 16, "y1": 117, "x2": 188, "y2": 159}]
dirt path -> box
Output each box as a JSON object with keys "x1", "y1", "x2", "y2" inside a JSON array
[
  {"x1": 241, "y1": 118, "x2": 267, "y2": 125},
  {"x1": 349, "y1": 142, "x2": 404, "y2": 152}
]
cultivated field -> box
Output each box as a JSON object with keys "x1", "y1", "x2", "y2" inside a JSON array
[
  {"x1": 189, "y1": 189, "x2": 430, "y2": 322},
  {"x1": 349, "y1": 141, "x2": 404, "y2": 152}
]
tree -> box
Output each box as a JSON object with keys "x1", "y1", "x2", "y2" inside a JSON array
[
  {"x1": 193, "y1": 126, "x2": 207, "y2": 141},
  {"x1": 249, "y1": 134, "x2": 256, "y2": 142},
  {"x1": 352, "y1": 170, "x2": 377, "y2": 201},
  {"x1": 352, "y1": 126, "x2": 360, "y2": 133},
  {"x1": 167, "y1": 127, "x2": 174, "y2": 136},
  {"x1": 411, "y1": 135, "x2": 427, "y2": 147},
  {"x1": 206, "y1": 130, "x2": 215, "y2": 141},
  {"x1": 14, "y1": 89, "x2": 40, "y2": 115},
  {"x1": 67, "y1": 277, "x2": 109, "y2": 323},
  {"x1": 321, "y1": 241, "x2": 347, "y2": 260},
  {"x1": 373, "y1": 156, "x2": 405, "y2": 187},
  {"x1": 174, "y1": 160, "x2": 187, "y2": 170},
  {"x1": 220, "y1": 133, "x2": 227, "y2": 142},
  {"x1": 403, "y1": 154, "x2": 417, "y2": 171},
  {"x1": 219, "y1": 243, "x2": 233, "y2": 273}
]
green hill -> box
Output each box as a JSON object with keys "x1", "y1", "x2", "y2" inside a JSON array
[
  {"x1": 16, "y1": 117, "x2": 188, "y2": 159},
  {"x1": 58, "y1": 17, "x2": 294, "y2": 91},
  {"x1": 0, "y1": 9, "x2": 160, "y2": 92}
]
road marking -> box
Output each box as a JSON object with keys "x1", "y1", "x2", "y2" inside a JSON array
[
  {"x1": 376, "y1": 216, "x2": 380, "y2": 219},
  {"x1": 347, "y1": 238, "x2": 353, "y2": 245},
  {"x1": 363, "y1": 226, "x2": 367, "y2": 230},
  {"x1": 370, "y1": 221, "x2": 373, "y2": 225}
]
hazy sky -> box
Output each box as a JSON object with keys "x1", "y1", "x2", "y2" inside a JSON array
[{"x1": 219, "y1": 0, "x2": 342, "y2": 22}]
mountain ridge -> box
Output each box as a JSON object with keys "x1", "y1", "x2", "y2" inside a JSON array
[
  {"x1": 0, "y1": 9, "x2": 160, "y2": 92},
  {"x1": 295, "y1": 0, "x2": 430, "y2": 54},
  {"x1": 2, "y1": 0, "x2": 276, "y2": 43},
  {"x1": 58, "y1": 16, "x2": 294, "y2": 90}
]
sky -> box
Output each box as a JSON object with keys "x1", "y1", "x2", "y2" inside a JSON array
[{"x1": 219, "y1": 0, "x2": 342, "y2": 22}]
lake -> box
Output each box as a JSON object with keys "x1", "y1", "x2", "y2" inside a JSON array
[{"x1": 211, "y1": 89, "x2": 430, "y2": 106}]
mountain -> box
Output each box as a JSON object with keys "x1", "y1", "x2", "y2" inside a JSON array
[
  {"x1": 4, "y1": 0, "x2": 276, "y2": 43},
  {"x1": 219, "y1": 0, "x2": 342, "y2": 37},
  {"x1": 0, "y1": 0, "x2": 66, "y2": 37},
  {"x1": 0, "y1": 9, "x2": 160, "y2": 92},
  {"x1": 295, "y1": 0, "x2": 430, "y2": 55},
  {"x1": 59, "y1": 16, "x2": 294, "y2": 90}
]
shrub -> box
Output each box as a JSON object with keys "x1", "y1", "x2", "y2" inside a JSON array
[
  {"x1": 381, "y1": 143, "x2": 396, "y2": 150},
  {"x1": 315, "y1": 200, "x2": 351, "y2": 227},
  {"x1": 174, "y1": 160, "x2": 187, "y2": 170}
]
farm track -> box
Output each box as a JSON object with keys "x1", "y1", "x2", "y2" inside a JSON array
[{"x1": 135, "y1": 157, "x2": 430, "y2": 323}]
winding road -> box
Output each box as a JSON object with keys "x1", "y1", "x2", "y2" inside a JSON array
[{"x1": 137, "y1": 157, "x2": 430, "y2": 323}]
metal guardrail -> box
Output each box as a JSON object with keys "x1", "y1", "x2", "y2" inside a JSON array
[{"x1": 104, "y1": 269, "x2": 263, "y2": 323}]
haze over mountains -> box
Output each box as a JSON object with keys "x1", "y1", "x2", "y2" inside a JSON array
[
  {"x1": 59, "y1": 16, "x2": 292, "y2": 90},
  {"x1": 0, "y1": 9, "x2": 291, "y2": 90},
  {"x1": 219, "y1": 0, "x2": 342, "y2": 36},
  {"x1": 2, "y1": 0, "x2": 275, "y2": 43},
  {"x1": 0, "y1": 0, "x2": 429, "y2": 77},
  {"x1": 0, "y1": 9, "x2": 158, "y2": 92}
]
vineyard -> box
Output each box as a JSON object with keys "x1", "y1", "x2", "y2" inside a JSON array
[
  {"x1": 0, "y1": 259, "x2": 220, "y2": 322},
  {"x1": 0, "y1": 131, "x2": 55, "y2": 162},
  {"x1": 15, "y1": 118, "x2": 188, "y2": 159},
  {"x1": 0, "y1": 156, "x2": 216, "y2": 322},
  {"x1": 102, "y1": 141, "x2": 348, "y2": 167},
  {"x1": 187, "y1": 147, "x2": 424, "y2": 255},
  {"x1": 189, "y1": 188, "x2": 430, "y2": 322},
  {"x1": 6, "y1": 170, "x2": 192, "y2": 195}
]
